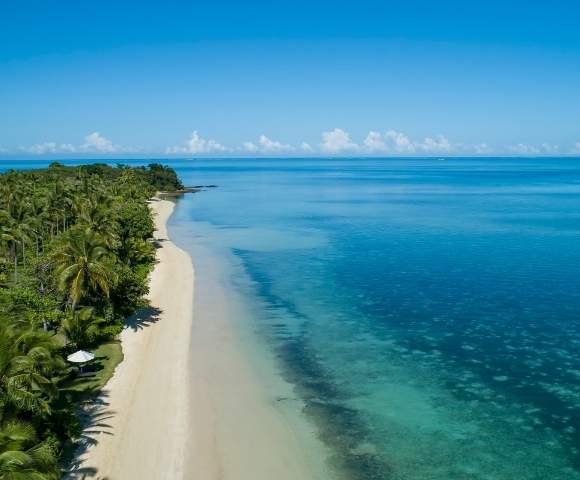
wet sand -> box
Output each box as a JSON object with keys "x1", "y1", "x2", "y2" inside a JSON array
[{"x1": 72, "y1": 197, "x2": 330, "y2": 480}]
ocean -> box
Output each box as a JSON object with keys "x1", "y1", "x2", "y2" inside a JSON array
[{"x1": 4, "y1": 157, "x2": 580, "y2": 479}]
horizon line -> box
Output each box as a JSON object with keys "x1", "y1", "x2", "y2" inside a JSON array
[{"x1": 2, "y1": 154, "x2": 580, "y2": 162}]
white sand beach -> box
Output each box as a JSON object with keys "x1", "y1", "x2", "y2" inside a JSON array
[
  {"x1": 71, "y1": 198, "x2": 194, "y2": 479},
  {"x1": 72, "y1": 197, "x2": 330, "y2": 480}
]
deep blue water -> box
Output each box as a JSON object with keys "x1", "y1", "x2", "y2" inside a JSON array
[{"x1": 4, "y1": 157, "x2": 580, "y2": 479}]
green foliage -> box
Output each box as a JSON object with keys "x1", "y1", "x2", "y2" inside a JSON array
[
  {"x1": 145, "y1": 163, "x2": 184, "y2": 191},
  {"x1": 0, "y1": 162, "x2": 182, "y2": 475},
  {"x1": 0, "y1": 414, "x2": 60, "y2": 479},
  {"x1": 115, "y1": 201, "x2": 155, "y2": 265},
  {"x1": 0, "y1": 258, "x2": 10, "y2": 286},
  {"x1": 61, "y1": 307, "x2": 107, "y2": 349},
  {"x1": 0, "y1": 287, "x2": 62, "y2": 331},
  {"x1": 109, "y1": 264, "x2": 150, "y2": 317},
  {"x1": 115, "y1": 201, "x2": 154, "y2": 241},
  {"x1": 0, "y1": 324, "x2": 62, "y2": 416},
  {"x1": 53, "y1": 228, "x2": 115, "y2": 310}
]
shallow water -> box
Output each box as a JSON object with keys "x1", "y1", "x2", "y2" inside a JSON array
[
  {"x1": 168, "y1": 158, "x2": 580, "y2": 480},
  {"x1": 5, "y1": 157, "x2": 580, "y2": 478}
]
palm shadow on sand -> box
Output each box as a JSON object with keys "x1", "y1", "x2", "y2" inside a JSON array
[
  {"x1": 63, "y1": 389, "x2": 114, "y2": 479},
  {"x1": 65, "y1": 306, "x2": 163, "y2": 478},
  {"x1": 125, "y1": 305, "x2": 162, "y2": 331}
]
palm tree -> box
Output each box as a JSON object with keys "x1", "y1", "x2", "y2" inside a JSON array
[
  {"x1": 0, "y1": 325, "x2": 59, "y2": 415},
  {"x1": 0, "y1": 215, "x2": 18, "y2": 278},
  {"x1": 27, "y1": 195, "x2": 51, "y2": 257},
  {"x1": 61, "y1": 307, "x2": 106, "y2": 348},
  {"x1": 77, "y1": 203, "x2": 117, "y2": 248},
  {"x1": 0, "y1": 162, "x2": 178, "y2": 476},
  {"x1": 0, "y1": 415, "x2": 59, "y2": 479},
  {"x1": 0, "y1": 202, "x2": 34, "y2": 283},
  {"x1": 44, "y1": 181, "x2": 73, "y2": 236},
  {"x1": 53, "y1": 229, "x2": 116, "y2": 311}
]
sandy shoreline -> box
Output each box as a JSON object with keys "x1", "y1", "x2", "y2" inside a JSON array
[
  {"x1": 184, "y1": 236, "x2": 331, "y2": 480},
  {"x1": 70, "y1": 198, "x2": 194, "y2": 479},
  {"x1": 71, "y1": 197, "x2": 330, "y2": 480}
]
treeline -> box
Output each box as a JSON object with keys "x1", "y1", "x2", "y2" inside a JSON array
[{"x1": 0, "y1": 162, "x2": 182, "y2": 478}]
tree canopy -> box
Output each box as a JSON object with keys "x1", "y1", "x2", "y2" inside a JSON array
[{"x1": 0, "y1": 162, "x2": 182, "y2": 478}]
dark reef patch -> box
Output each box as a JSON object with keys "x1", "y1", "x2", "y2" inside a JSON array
[{"x1": 238, "y1": 252, "x2": 394, "y2": 480}]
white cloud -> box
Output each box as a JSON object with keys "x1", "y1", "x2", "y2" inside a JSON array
[
  {"x1": 507, "y1": 144, "x2": 541, "y2": 155},
  {"x1": 23, "y1": 132, "x2": 131, "y2": 155},
  {"x1": 385, "y1": 130, "x2": 416, "y2": 153},
  {"x1": 473, "y1": 143, "x2": 492, "y2": 154},
  {"x1": 320, "y1": 128, "x2": 358, "y2": 153},
  {"x1": 242, "y1": 141, "x2": 258, "y2": 152},
  {"x1": 541, "y1": 143, "x2": 559, "y2": 154},
  {"x1": 420, "y1": 135, "x2": 453, "y2": 153},
  {"x1": 26, "y1": 142, "x2": 58, "y2": 154},
  {"x1": 362, "y1": 131, "x2": 387, "y2": 152},
  {"x1": 25, "y1": 142, "x2": 77, "y2": 154},
  {"x1": 241, "y1": 135, "x2": 293, "y2": 154},
  {"x1": 507, "y1": 143, "x2": 560, "y2": 155},
  {"x1": 258, "y1": 135, "x2": 293, "y2": 153},
  {"x1": 80, "y1": 132, "x2": 118, "y2": 153},
  {"x1": 167, "y1": 130, "x2": 229, "y2": 154},
  {"x1": 361, "y1": 130, "x2": 454, "y2": 154},
  {"x1": 17, "y1": 129, "x2": 572, "y2": 157}
]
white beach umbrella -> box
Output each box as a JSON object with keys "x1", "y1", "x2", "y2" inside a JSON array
[{"x1": 67, "y1": 350, "x2": 95, "y2": 363}]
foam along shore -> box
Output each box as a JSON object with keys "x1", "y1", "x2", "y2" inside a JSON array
[{"x1": 70, "y1": 198, "x2": 194, "y2": 479}]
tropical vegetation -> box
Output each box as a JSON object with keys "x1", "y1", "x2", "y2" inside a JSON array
[{"x1": 0, "y1": 161, "x2": 182, "y2": 478}]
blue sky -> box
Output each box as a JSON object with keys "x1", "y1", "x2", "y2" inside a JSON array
[{"x1": 1, "y1": 0, "x2": 580, "y2": 157}]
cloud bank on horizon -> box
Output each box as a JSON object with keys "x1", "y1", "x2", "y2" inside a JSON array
[
  {"x1": 15, "y1": 129, "x2": 580, "y2": 157},
  {"x1": 23, "y1": 132, "x2": 136, "y2": 155}
]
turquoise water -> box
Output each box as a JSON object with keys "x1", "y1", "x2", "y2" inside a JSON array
[
  {"x1": 168, "y1": 158, "x2": 580, "y2": 480},
  {"x1": 4, "y1": 157, "x2": 580, "y2": 478}
]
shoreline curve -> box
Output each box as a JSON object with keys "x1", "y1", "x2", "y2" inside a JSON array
[{"x1": 71, "y1": 197, "x2": 194, "y2": 479}]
